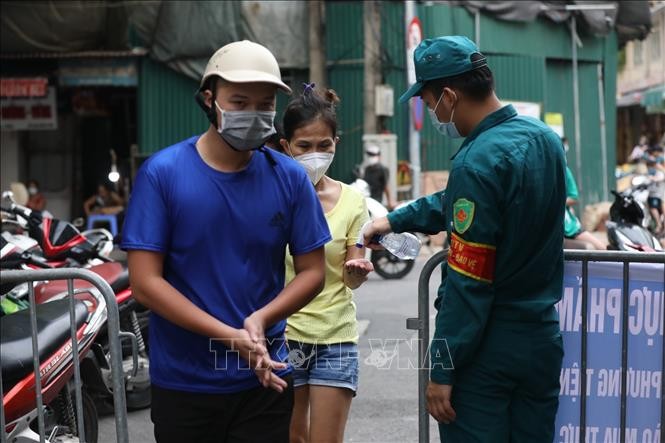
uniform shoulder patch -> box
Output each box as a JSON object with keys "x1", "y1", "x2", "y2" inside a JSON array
[{"x1": 453, "y1": 198, "x2": 475, "y2": 234}]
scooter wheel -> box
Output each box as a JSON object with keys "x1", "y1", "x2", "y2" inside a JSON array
[{"x1": 371, "y1": 250, "x2": 415, "y2": 280}]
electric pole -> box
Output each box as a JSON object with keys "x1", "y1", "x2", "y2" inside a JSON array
[
  {"x1": 363, "y1": 0, "x2": 381, "y2": 135},
  {"x1": 308, "y1": 1, "x2": 327, "y2": 87}
]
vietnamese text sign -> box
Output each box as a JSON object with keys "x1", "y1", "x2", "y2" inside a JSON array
[
  {"x1": 0, "y1": 86, "x2": 57, "y2": 131},
  {"x1": 555, "y1": 261, "x2": 664, "y2": 443}
]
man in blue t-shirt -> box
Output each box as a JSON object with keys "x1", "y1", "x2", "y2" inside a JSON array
[{"x1": 122, "y1": 41, "x2": 331, "y2": 443}]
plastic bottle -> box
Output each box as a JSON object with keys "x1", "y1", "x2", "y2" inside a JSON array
[{"x1": 355, "y1": 221, "x2": 421, "y2": 260}]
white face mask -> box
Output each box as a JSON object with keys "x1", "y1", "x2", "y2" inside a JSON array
[
  {"x1": 366, "y1": 155, "x2": 380, "y2": 165},
  {"x1": 28, "y1": 186, "x2": 38, "y2": 195},
  {"x1": 214, "y1": 101, "x2": 276, "y2": 151},
  {"x1": 294, "y1": 152, "x2": 334, "y2": 185}
]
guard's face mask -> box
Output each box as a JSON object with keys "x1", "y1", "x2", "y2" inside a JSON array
[{"x1": 428, "y1": 91, "x2": 462, "y2": 139}]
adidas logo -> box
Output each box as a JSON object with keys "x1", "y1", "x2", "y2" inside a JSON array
[{"x1": 269, "y1": 212, "x2": 285, "y2": 227}]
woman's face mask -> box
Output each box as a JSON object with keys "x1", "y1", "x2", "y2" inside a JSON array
[
  {"x1": 428, "y1": 90, "x2": 462, "y2": 139},
  {"x1": 292, "y1": 151, "x2": 335, "y2": 185},
  {"x1": 214, "y1": 101, "x2": 276, "y2": 151}
]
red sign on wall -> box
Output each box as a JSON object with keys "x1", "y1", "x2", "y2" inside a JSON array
[
  {"x1": 1, "y1": 86, "x2": 57, "y2": 130},
  {"x1": 0, "y1": 77, "x2": 48, "y2": 98}
]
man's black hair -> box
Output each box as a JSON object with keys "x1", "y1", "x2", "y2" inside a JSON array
[{"x1": 422, "y1": 53, "x2": 494, "y2": 102}]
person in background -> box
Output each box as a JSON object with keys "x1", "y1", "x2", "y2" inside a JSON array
[
  {"x1": 83, "y1": 182, "x2": 124, "y2": 216},
  {"x1": 279, "y1": 83, "x2": 373, "y2": 443},
  {"x1": 644, "y1": 147, "x2": 665, "y2": 235},
  {"x1": 628, "y1": 135, "x2": 650, "y2": 163},
  {"x1": 26, "y1": 179, "x2": 47, "y2": 211},
  {"x1": 363, "y1": 144, "x2": 395, "y2": 209},
  {"x1": 561, "y1": 137, "x2": 606, "y2": 249}
]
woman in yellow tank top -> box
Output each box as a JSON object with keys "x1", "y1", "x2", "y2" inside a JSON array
[{"x1": 279, "y1": 83, "x2": 374, "y2": 443}]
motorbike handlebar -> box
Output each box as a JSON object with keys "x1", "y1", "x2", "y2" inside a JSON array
[{"x1": 24, "y1": 253, "x2": 54, "y2": 269}]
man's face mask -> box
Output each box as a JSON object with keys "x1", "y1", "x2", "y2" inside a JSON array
[
  {"x1": 214, "y1": 101, "x2": 276, "y2": 151},
  {"x1": 428, "y1": 90, "x2": 462, "y2": 139}
]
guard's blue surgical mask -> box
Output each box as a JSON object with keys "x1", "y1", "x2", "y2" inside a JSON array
[{"x1": 428, "y1": 91, "x2": 462, "y2": 139}]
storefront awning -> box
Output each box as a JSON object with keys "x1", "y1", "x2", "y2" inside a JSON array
[
  {"x1": 616, "y1": 91, "x2": 643, "y2": 108},
  {"x1": 641, "y1": 85, "x2": 665, "y2": 114}
]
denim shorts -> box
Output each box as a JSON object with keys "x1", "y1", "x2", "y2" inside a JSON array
[
  {"x1": 648, "y1": 197, "x2": 663, "y2": 210},
  {"x1": 286, "y1": 341, "x2": 359, "y2": 394}
]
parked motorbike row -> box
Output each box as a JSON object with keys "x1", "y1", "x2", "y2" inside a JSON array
[
  {"x1": 608, "y1": 176, "x2": 664, "y2": 252},
  {"x1": 1, "y1": 191, "x2": 150, "y2": 443}
]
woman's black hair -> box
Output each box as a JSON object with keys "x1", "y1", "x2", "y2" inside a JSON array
[{"x1": 282, "y1": 83, "x2": 340, "y2": 141}]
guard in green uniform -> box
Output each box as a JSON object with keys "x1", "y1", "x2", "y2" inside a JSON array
[{"x1": 363, "y1": 36, "x2": 566, "y2": 442}]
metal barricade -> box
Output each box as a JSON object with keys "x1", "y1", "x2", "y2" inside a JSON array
[
  {"x1": 0, "y1": 268, "x2": 129, "y2": 443},
  {"x1": 407, "y1": 250, "x2": 665, "y2": 443}
]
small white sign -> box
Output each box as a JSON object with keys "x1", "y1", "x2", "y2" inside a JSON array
[{"x1": 375, "y1": 84, "x2": 394, "y2": 117}]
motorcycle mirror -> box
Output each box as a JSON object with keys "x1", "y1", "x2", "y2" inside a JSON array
[{"x1": 2, "y1": 191, "x2": 15, "y2": 203}]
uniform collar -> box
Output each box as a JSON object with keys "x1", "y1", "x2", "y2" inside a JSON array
[{"x1": 450, "y1": 104, "x2": 518, "y2": 160}]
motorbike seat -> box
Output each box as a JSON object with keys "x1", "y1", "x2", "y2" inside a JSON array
[
  {"x1": 1, "y1": 299, "x2": 88, "y2": 390},
  {"x1": 35, "y1": 262, "x2": 125, "y2": 302},
  {"x1": 110, "y1": 269, "x2": 129, "y2": 293}
]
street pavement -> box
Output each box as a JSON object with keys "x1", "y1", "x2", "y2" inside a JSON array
[{"x1": 99, "y1": 250, "x2": 443, "y2": 442}]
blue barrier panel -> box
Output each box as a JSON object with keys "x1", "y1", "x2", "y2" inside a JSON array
[{"x1": 555, "y1": 261, "x2": 665, "y2": 443}]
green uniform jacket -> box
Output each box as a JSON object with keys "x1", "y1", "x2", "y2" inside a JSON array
[{"x1": 388, "y1": 105, "x2": 566, "y2": 385}]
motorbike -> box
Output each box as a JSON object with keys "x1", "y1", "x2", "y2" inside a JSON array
[
  {"x1": 349, "y1": 178, "x2": 417, "y2": 280},
  {"x1": 626, "y1": 175, "x2": 664, "y2": 236},
  {"x1": 1, "y1": 192, "x2": 151, "y2": 411},
  {"x1": 1, "y1": 272, "x2": 108, "y2": 442},
  {"x1": 606, "y1": 188, "x2": 664, "y2": 252}
]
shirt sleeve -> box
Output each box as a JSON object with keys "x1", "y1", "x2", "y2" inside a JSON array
[
  {"x1": 565, "y1": 167, "x2": 579, "y2": 200},
  {"x1": 431, "y1": 166, "x2": 500, "y2": 385},
  {"x1": 387, "y1": 190, "x2": 446, "y2": 235},
  {"x1": 346, "y1": 191, "x2": 369, "y2": 247},
  {"x1": 288, "y1": 171, "x2": 332, "y2": 255},
  {"x1": 120, "y1": 163, "x2": 170, "y2": 253}
]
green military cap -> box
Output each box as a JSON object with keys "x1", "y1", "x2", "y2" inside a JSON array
[{"x1": 399, "y1": 35, "x2": 487, "y2": 103}]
